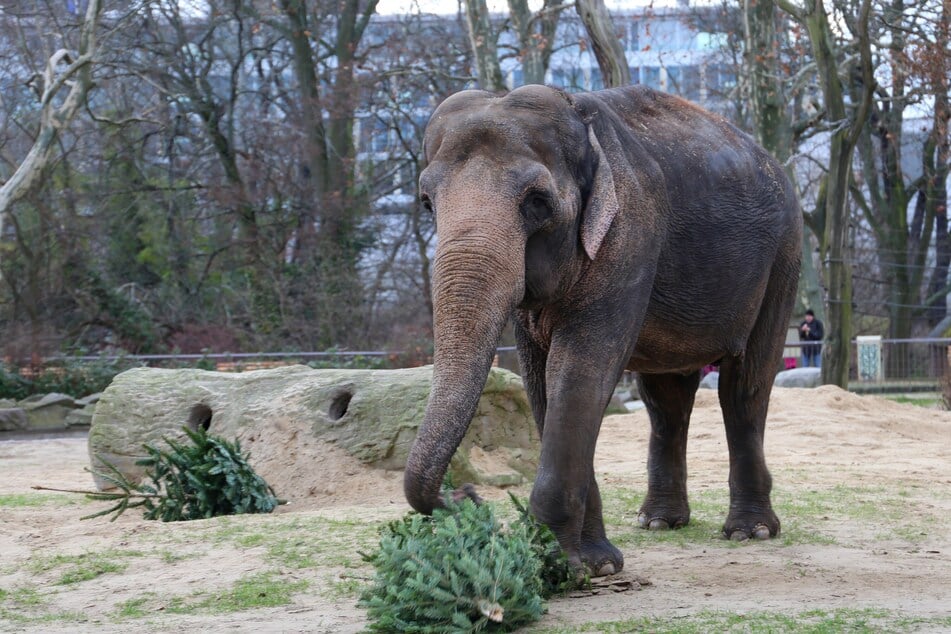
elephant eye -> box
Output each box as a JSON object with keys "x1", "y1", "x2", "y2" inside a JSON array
[{"x1": 521, "y1": 191, "x2": 553, "y2": 225}]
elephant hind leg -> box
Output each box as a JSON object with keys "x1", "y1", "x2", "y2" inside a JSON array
[
  {"x1": 636, "y1": 371, "x2": 701, "y2": 531},
  {"x1": 718, "y1": 258, "x2": 798, "y2": 540}
]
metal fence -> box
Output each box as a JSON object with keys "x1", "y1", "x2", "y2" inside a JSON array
[
  {"x1": 851, "y1": 338, "x2": 949, "y2": 391},
  {"x1": 11, "y1": 338, "x2": 951, "y2": 391}
]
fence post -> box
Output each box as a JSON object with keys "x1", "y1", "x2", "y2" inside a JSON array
[{"x1": 856, "y1": 335, "x2": 883, "y2": 382}]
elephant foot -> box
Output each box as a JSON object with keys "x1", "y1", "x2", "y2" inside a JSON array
[
  {"x1": 722, "y1": 507, "x2": 780, "y2": 541},
  {"x1": 579, "y1": 537, "x2": 624, "y2": 577},
  {"x1": 637, "y1": 495, "x2": 690, "y2": 531}
]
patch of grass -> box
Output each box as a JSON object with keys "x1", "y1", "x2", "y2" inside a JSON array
[
  {"x1": 884, "y1": 395, "x2": 942, "y2": 409},
  {"x1": 0, "y1": 609, "x2": 89, "y2": 626},
  {"x1": 598, "y1": 482, "x2": 937, "y2": 549},
  {"x1": 0, "y1": 586, "x2": 88, "y2": 625},
  {"x1": 212, "y1": 515, "x2": 381, "y2": 569},
  {"x1": 322, "y1": 573, "x2": 366, "y2": 600},
  {"x1": 165, "y1": 571, "x2": 308, "y2": 615},
  {"x1": 0, "y1": 493, "x2": 76, "y2": 507},
  {"x1": 0, "y1": 585, "x2": 44, "y2": 609},
  {"x1": 157, "y1": 549, "x2": 189, "y2": 564},
  {"x1": 534, "y1": 608, "x2": 951, "y2": 633},
  {"x1": 776, "y1": 484, "x2": 937, "y2": 546},
  {"x1": 600, "y1": 487, "x2": 747, "y2": 549},
  {"x1": 27, "y1": 548, "x2": 145, "y2": 585},
  {"x1": 113, "y1": 596, "x2": 151, "y2": 620}
]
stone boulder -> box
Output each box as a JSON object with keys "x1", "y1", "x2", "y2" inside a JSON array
[
  {"x1": 76, "y1": 393, "x2": 102, "y2": 408},
  {"x1": 0, "y1": 408, "x2": 28, "y2": 431},
  {"x1": 65, "y1": 407, "x2": 95, "y2": 428},
  {"x1": 774, "y1": 367, "x2": 822, "y2": 388},
  {"x1": 20, "y1": 393, "x2": 81, "y2": 431},
  {"x1": 700, "y1": 371, "x2": 719, "y2": 390},
  {"x1": 88, "y1": 365, "x2": 538, "y2": 492}
]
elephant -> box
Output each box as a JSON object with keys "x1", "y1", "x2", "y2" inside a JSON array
[{"x1": 404, "y1": 84, "x2": 802, "y2": 577}]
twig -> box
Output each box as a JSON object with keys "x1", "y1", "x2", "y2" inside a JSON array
[{"x1": 30, "y1": 485, "x2": 163, "y2": 498}]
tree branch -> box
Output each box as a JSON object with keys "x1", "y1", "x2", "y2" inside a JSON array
[{"x1": 0, "y1": 0, "x2": 102, "y2": 266}]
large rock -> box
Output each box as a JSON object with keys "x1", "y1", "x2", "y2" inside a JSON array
[
  {"x1": 65, "y1": 407, "x2": 95, "y2": 428},
  {"x1": 88, "y1": 365, "x2": 538, "y2": 492},
  {"x1": 700, "y1": 371, "x2": 719, "y2": 390},
  {"x1": 0, "y1": 408, "x2": 28, "y2": 431},
  {"x1": 20, "y1": 393, "x2": 81, "y2": 431},
  {"x1": 76, "y1": 393, "x2": 102, "y2": 408},
  {"x1": 774, "y1": 367, "x2": 822, "y2": 388}
]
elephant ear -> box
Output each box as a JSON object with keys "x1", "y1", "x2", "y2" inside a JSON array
[{"x1": 581, "y1": 125, "x2": 620, "y2": 260}]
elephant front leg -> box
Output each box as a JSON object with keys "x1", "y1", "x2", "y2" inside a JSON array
[
  {"x1": 579, "y1": 473, "x2": 624, "y2": 576},
  {"x1": 529, "y1": 363, "x2": 625, "y2": 577},
  {"x1": 518, "y1": 319, "x2": 621, "y2": 576},
  {"x1": 636, "y1": 371, "x2": 700, "y2": 530}
]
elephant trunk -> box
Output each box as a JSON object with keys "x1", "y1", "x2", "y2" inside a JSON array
[{"x1": 404, "y1": 228, "x2": 524, "y2": 515}]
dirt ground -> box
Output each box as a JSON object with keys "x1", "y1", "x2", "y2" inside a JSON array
[{"x1": 2, "y1": 385, "x2": 951, "y2": 632}]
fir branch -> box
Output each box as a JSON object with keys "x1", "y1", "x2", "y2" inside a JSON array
[{"x1": 33, "y1": 425, "x2": 283, "y2": 522}]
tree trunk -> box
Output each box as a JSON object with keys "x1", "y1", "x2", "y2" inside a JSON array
[
  {"x1": 744, "y1": 0, "x2": 828, "y2": 328},
  {"x1": 925, "y1": 3, "x2": 951, "y2": 328},
  {"x1": 0, "y1": 0, "x2": 101, "y2": 279},
  {"x1": 800, "y1": 227, "x2": 825, "y2": 322},
  {"x1": 777, "y1": 0, "x2": 873, "y2": 388},
  {"x1": 463, "y1": 0, "x2": 506, "y2": 91},
  {"x1": 507, "y1": 0, "x2": 563, "y2": 85},
  {"x1": 281, "y1": 0, "x2": 378, "y2": 347},
  {"x1": 576, "y1": 0, "x2": 630, "y2": 88},
  {"x1": 743, "y1": 0, "x2": 790, "y2": 161}
]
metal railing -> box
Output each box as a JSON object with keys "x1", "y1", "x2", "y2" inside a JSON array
[
  {"x1": 851, "y1": 338, "x2": 948, "y2": 391},
  {"x1": 11, "y1": 339, "x2": 951, "y2": 390}
]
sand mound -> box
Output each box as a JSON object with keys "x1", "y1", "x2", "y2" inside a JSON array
[{"x1": 245, "y1": 385, "x2": 951, "y2": 509}]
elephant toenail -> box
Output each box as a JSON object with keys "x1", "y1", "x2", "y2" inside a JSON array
[
  {"x1": 753, "y1": 525, "x2": 771, "y2": 540},
  {"x1": 648, "y1": 518, "x2": 670, "y2": 531},
  {"x1": 730, "y1": 530, "x2": 749, "y2": 542},
  {"x1": 597, "y1": 561, "x2": 616, "y2": 576},
  {"x1": 637, "y1": 512, "x2": 649, "y2": 528}
]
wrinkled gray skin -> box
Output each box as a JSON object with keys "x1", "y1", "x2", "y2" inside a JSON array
[{"x1": 404, "y1": 84, "x2": 802, "y2": 576}]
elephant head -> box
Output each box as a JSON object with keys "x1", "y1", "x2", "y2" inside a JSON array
[{"x1": 404, "y1": 85, "x2": 622, "y2": 514}]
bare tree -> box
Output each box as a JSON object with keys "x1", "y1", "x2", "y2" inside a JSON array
[
  {"x1": 0, "y1": 0, "x2": 101, "y2": 272},
  {"x1": 507, "y1": 0, "x2": 566, "y2": 85},
  {"x1": 463, "y1": 0, "x2": 506, "y2": 90},
  {"x1": 922, "y1": 0, "x2": 951, "y2": 327},
  {"x1": 776, "y1": 0, "x2": 875, "y2": 387},
  {"x1": 848, "y1": 0, "x2": 951, "y2": 343},
  {"x1": 575, "y1": 0, "x2": 630, "y2": 87}
]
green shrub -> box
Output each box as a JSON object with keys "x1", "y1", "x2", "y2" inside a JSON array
[
  {"x1": 84, "y1": 426, "x2": 281, "y2": 522},
  {"x1": 360, "y1": 496, "x2": 577, "y2": 633},
  {"x1": 137, "y1": 426, "x2": 280, "y2": 521},
  {"x1": 0, "y1": 364, "x2": 32, "y2": 401},
  {"x1": 0, "y1": 358, "x2": 132, "y2": 400},
  {"x1": 507, "y1": 494, "x2": 578, "y2": 598},
  {"x1": 306, "y1": 350, "x2": 390, "y2": 370}
]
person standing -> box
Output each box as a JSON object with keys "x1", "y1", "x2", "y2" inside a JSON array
[{"x1": 799, "y1": 309, "x2": 824, "y2": 367}]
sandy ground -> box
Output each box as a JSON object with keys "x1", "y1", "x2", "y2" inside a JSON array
[{"x1": 2, "y1": 385, "x2": 951, "y2": 632}]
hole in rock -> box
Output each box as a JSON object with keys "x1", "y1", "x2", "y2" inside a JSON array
[
  {"x1": 188, "y1": 404, "x2": 213, "y2": 431},
  {"x1": 328, "y1": 391, "x2": 353, "y2": 421}
]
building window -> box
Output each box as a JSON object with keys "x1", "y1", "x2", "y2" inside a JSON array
[
  {"x1": 643, "y1": 66, "x2": 661, "y2": 90},
  {"x1": 626, "y1": 20, "x2": 640, "y2": 51},
  {"x1": 668, "y1": 65, "x2": 701, "y2": 101}
]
